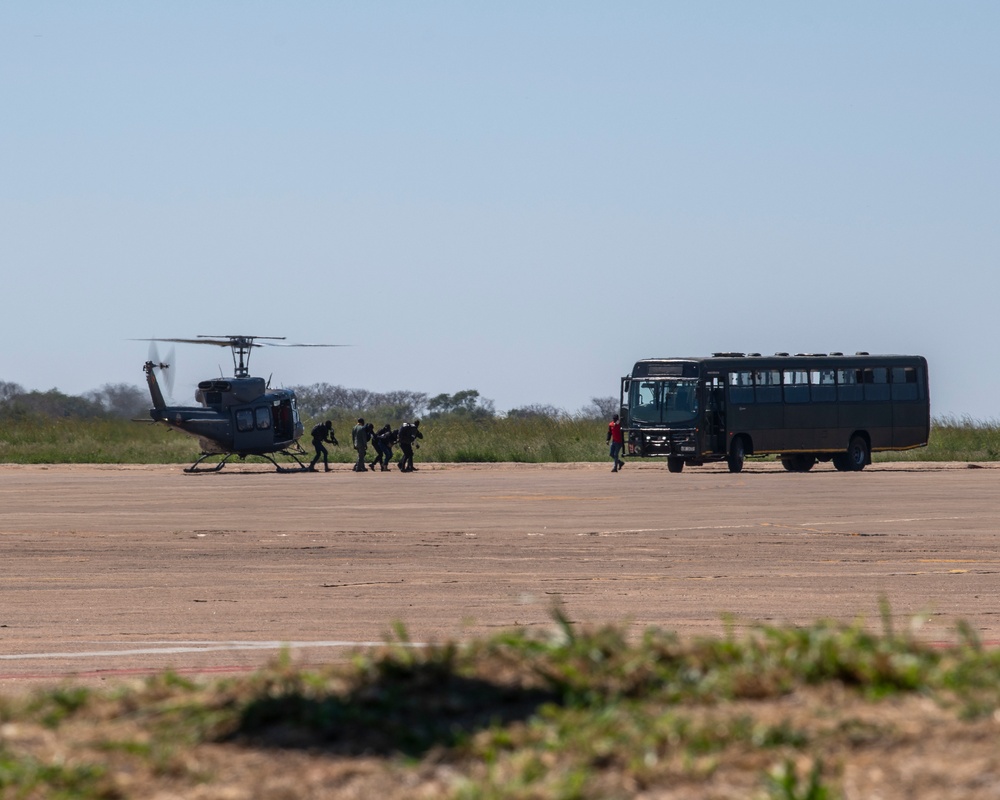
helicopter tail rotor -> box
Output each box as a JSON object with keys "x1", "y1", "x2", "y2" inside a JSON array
[
  {"x1": 146, "y1": 341, "x2": 176, "y2": 404},
  {"x1": 163, "y1": 346, "x2": 176, "y2": 399}
]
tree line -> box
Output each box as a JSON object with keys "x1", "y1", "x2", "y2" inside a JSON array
[{"x1": 0, "y1": 380, "x2": 618, "y2": 423}]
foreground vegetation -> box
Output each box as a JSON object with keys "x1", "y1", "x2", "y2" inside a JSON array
[
  {"x1": 2, "y1": 610, "x2": 999, "y2": 798},
  {"x1": 1, "y1": 414, "x2": 999, "y2": 465}
]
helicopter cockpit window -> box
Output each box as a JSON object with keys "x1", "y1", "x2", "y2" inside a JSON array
[
  {"x1": 255, "y1": 407, "x2": 271, "y2": 430},
  {"x1": 236, "y1": 408, "x2": 255, "y2": 432}
]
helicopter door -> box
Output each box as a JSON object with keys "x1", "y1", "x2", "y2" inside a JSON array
[{"x1": 273, "y1": 400, "x2": 294, "y2": 442}]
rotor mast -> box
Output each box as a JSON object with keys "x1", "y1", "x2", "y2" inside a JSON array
[{"x1": 195, "y1": 335, "x2": 286, "y2": 378}]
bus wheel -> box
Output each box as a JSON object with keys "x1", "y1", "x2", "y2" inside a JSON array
[
  {"x1": 667, "y1": 457, "x2": 684, "y2": 473},
  {"x1": 727, "y1": 438, "x2": 745, "y2": 473},
  {"x1": 832, "y1": 454, "x2": 851, "y2": 471},
  {"x1": 846, "y1": 436, "x2": 869, "y2": 471}
]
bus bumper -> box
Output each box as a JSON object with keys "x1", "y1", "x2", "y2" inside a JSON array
[{"x1": 628, "y1": 429, "x2": 699, "y2": 458}]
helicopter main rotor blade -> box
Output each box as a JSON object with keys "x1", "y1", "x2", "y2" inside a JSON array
[
  {"x1": 199, "y1": 334, "x2": 285, "y2": 341},
  {"x1": 258, "y1": 342, "x2": 348, "y2": 348},
  {"x1": 134, "y1": 337, "x2": 259, "y2": 348},
  {"x1": 133, "y1": 336, "x2": 346, "y2": 348}
]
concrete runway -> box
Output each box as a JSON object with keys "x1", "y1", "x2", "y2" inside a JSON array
[{"x1": 1, "y1": 461, "x2": 998, "y2": 689}]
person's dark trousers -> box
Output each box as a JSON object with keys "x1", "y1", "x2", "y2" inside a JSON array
[
  {"x1": 310, "y1": 441, "x2": 328, "y2": 470},
  {"x1": 371, "y1": 441, "x2": 387, "y2": 469},
  {"x1": 399, "y1": 442, "x2": 414, "y2": 471}
]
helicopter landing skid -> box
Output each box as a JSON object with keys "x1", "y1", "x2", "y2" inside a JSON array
[
  {"x1": 274, "y1": 448, "x2": 310, "y2": 473},
  {"x1": 184, "y1": 449, "x2": 310, "y2": 473},
  {"x1": 184, "y1": 452, "x2": 235, "y2": 473}
]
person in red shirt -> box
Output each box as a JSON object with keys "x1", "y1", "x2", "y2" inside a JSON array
[{"x1": 606, "y1": 413, "x2": 625, "y2": 472}]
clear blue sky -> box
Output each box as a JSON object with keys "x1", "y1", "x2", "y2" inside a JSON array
[{"x1": 2, "y1": 3, "x2": 997, "y2": 418}]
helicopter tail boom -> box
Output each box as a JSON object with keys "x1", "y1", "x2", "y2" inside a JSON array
[{"x1": 143, "y1": 361, "x2": 167, "y2": 410}]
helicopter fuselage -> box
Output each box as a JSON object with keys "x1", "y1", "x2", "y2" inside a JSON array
[{"x1": 146, "y1": 368, "x2": 304, "y2": 457}]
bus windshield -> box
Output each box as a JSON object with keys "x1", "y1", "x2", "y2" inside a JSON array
[{"x1": 630, "y1": 379, "x2": 700, "y2": 424}]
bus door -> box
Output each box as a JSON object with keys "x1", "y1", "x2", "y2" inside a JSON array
[{"x1": 704, "y1": 377, "x2": 727, "y2": 453}]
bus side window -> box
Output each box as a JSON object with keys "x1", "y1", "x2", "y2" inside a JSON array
[
  {"x1": 837, "y1": 368, "x2": 863, "y2": 402},
  {"x1": 810, "y1": 369, "x2": 836, "y2": 402},
  {"x1": 783, "y1": 369, "x2": 809, "y2": 403},
  {"x1": 864, "y1": 367, "x2": 890, "y2": 401},
  {"x1": 754, "y1": 369, "x2": 781, "y2": 403},
  {"x1": 729, "y1": 371, "x2": 754, "y2": 404},
  {"x1": 891, "y1": 367, "x2": 919, "y2": 401}
]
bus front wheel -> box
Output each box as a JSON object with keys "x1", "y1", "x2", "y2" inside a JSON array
[
  {"x1": 727, "y1": 438, "x2": 745, "y2": 473},
  {"x1": 667, "y1": 457, "x2": 684, "y2": 473}
]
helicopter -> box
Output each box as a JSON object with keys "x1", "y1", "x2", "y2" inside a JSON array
[{"x1": 137, "y1": 335, "x2": 338, "y2": 473}]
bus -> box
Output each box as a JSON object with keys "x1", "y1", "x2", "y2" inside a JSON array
[{"x1": 620, "y1": 352, "x2": 929, "y2": 473}]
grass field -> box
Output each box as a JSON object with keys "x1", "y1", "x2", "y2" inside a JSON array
[{"x1": 0, "y1": 414, "x2": 998, "y2": 465}]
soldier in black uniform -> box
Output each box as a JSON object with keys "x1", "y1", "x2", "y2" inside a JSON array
[
  {"x1": 369, "y1": 423, "x2": 393, "y2": 471},
  {"x1": 308, "y1": 420, "x2": 338, "y2": 471},
  {"x1": 397, "y1": 419, "x2": 423, "y2": 472}
]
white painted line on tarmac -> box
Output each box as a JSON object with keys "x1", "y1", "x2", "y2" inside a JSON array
[
  {"x1": 800, "y1": 516, "x2": 967, "y2": 526},
  {"x1": 0, "y1": 640, "x2": 427, "y2": 662},
  {"x1": 589, "y1": 524, "x2": 763, "y2": 535}
]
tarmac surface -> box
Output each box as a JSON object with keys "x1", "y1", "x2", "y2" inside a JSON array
[{"x1": 1, "y1": 460, "x2": 998, "y2": 691}]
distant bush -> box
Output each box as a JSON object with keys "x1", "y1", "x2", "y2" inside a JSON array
[
  {"x1": 84, "y1": 383, "x2": 150, "y2": 419},
  {"x1": 580, "y1": 395, "x2": 619, "y2": 420},
  {"x1": 426, "y1": 389, "x2": 495, "y2": 420},
  {"x1": 289, "y1": 383, "x2": 428, "y2": 421},
  {"x1": 0, "y1": 388, "x2": 107, "y2": 420}
]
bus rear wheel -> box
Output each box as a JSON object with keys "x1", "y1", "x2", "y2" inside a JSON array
[
  {"x1": 727, "y1": 438, "x2": 745, "y2": 473},
  {"x1": 667, "y1": 457, "x2": 685, "y2": 473},
  {"x1": 845, "y1": 436, "x2": 869, "y2": 471}
]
